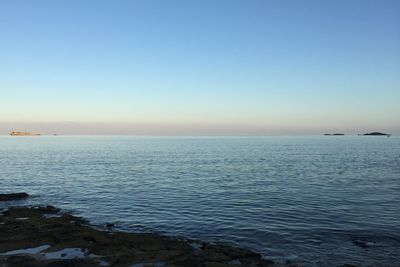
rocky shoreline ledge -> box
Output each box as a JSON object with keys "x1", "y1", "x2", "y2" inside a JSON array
[{"x1": 0, "y1": 193, "x2": 273, "y2": 267}]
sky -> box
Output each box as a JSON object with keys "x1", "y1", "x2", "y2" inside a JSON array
[{"x1": 1, "y1": 0, "x2": 399, "y2": 135}]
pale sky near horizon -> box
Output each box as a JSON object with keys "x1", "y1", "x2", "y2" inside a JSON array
[{"x1": 1, "y1": 0, "x2": 399, "y2": 135}]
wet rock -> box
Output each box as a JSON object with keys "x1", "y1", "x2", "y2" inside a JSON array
[
  {"x1": 0, "y1": 192, "x2": 29, "y2": 201},
  {"x1": 37, "y1": 206, "x2": 61, "y2": 214},
  {"x1": 264, "y1": 259, "x2": 274, "y2": 266},
  {"x1": 106, "y1": 223, "x2": 114, "y2": 229},
  {"x1": 0, "y1": 205, "x2": 273, "y2": 267},
  {"x1": 6, "y1": 255, "x2": 40, "y2": 267},
  {"x1": 45, "y1": 259, "x2": 99, "y2": 267},
  {"x1": 227, "y1": 258, "x2": 241, "y2": 265},
  {"x1": 2, "y1": 205, "x2": 60, "y2": 218},
  {"x1": 204, "y1": 262, "x2": 230, "y2": 267}
]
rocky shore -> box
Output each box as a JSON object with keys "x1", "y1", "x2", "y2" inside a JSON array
[
  {"x1": 0, "y1": 193, "x2": 29, "y2": 201},
  {"x1": 0, "y1": 193, "x2": 273, "y2": 267}
]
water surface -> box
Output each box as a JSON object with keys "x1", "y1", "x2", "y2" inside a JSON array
[{"x1": 1, "y1": 136, "x2": 399, "y2": 266}]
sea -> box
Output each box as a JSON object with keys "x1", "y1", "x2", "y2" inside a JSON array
[{"x1": 1, "y1": 136, "x2": 399, "y2": 266}]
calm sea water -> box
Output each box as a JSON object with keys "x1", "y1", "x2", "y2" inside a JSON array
[{"x1": 1, "y1": 136, "x2": 399, "y2": 266}]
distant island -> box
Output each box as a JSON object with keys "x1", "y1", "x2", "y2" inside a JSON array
[
  {"x1": 362, "y1": 132, "x2": 391, "y2": 137},
  {"x1": 10, "y1": 131, "x2": 40, "y2": 136},
  {"x1": 324, "y1": 132, "x2": 392, "y2": 137}
]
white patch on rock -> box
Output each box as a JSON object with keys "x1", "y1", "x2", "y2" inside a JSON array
[
  {"x1": 131, "y1": 262, "x2": 165, "y2": 267},
  {"x1": 41, "y1": 248, "x2": 87, "y2": 260},
  {"x1": 15, "y1": 217, "x2": 29, "y2": 221},
  {"x1": 228, "y1": 259, "x2": 241, "y2": 265},
  {"x1": 190, "y1": 242, "x2": 203, "y2": 250},
  {"x1": 96, "y1": 259, "x2": 109, "y2": 266},
  {"x1": 89, "y1": 253, "x2": 109, "y2": 266},
  {"x1": 43, "y1": 214, "x2": 62, "y2": 219},
  {"x1": 1, "y1": 245, "x2": 109, "y2": 265},
  {"x1": 1, "y1": 245, "x2": 50, "y2": 256}
]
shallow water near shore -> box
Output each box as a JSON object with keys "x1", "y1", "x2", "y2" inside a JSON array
[{"x1": 1, "y1": 136, "x2": 400, "y2": 266}]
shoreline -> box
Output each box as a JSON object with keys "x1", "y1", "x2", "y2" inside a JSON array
[{"x1": 0, "y1": 193, "x2": 272, "y2": 267}]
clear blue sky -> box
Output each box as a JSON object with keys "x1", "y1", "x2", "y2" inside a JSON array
[{"x1": 1, "y1": 0, "x2": 399, "y2": 134}]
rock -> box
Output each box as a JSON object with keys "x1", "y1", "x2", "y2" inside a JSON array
[
  {"x1": 6, "y1": 255, "x2": 40, "y2": 267},
  {"x1": 0, "y1": 192, "x2": 29, "y2": 201},
  {"x1": 37, "y1": 205, "x2": 61, "y2": 214},
  {"x1": 2, "y1": 205, "x2": 60, "y2": 218},
  {"x1": 45, "y1": 259, "x2": 99, "y2": 267},
  {"x1": 227, "y1": 259, "x2": 241, "y2": 265},
  {"x1": 0, "y1": 205, "x2": 273, "y2": 267}
]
